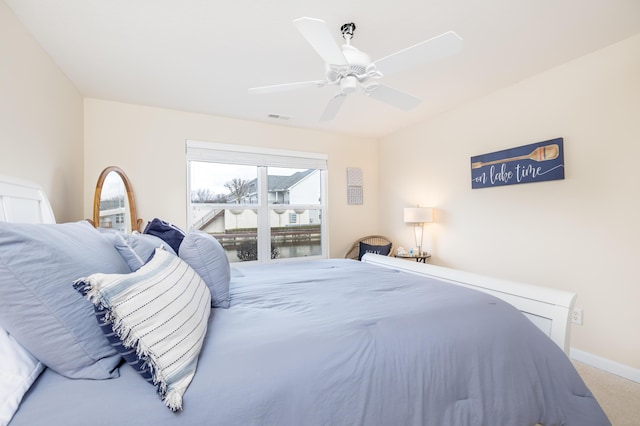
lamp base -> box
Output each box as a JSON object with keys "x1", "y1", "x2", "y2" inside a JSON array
[{"x1": 413, "y1": 224, "x2": 424, "y2": 256}]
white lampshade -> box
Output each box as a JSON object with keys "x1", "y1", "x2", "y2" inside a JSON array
[{"x1": 403, "y1": 207, "x2": 434, "y2": 224}]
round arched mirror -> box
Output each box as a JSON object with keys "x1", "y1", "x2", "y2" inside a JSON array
[{"x1": 93, "y1": 166, "x2": 142, "y2": 233}]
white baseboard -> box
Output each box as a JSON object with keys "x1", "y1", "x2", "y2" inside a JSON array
[{"x1": 570, "y1": 348, "x2": 640, "y2": 383}]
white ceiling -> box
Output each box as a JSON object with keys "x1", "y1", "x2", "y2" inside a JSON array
[{"x1": 5, "y1": 0, "x2": 640, "y2": 138}]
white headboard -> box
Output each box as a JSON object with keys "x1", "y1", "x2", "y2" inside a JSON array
[{"x1": 0, "y1": 175, "x2": 55, "y2": 224}]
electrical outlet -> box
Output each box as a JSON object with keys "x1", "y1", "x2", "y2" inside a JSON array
[{"x1": 571, "y1": 308, "x2": 583, "y2": 325}]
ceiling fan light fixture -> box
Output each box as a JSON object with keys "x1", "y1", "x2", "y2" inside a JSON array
[{"x1": 341, "y1": 75, "x2": 358, "y2": 94}]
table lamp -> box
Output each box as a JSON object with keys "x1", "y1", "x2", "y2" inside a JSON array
[{"x1": 403, "y1": 206, "x2": 434, "y2": 256}]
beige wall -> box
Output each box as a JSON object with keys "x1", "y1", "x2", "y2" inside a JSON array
[
  {"x1": 83, "y1": 99, "x2": 379, "y2": 257},
  {"x1": 0, "y1": 2, "x2": 84, "y2": 222},
  {"x1": 379, "y1": 34, "x2": 640, "y2": 369}
]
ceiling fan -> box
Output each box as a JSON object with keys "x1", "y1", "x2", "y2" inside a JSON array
[{"x1": 248, "y1": 17, "x2": 463, "y2": 121}]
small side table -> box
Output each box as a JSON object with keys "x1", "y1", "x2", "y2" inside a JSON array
[{"x1": 394, "y1": 253, "x2": 431, "y2": 263}]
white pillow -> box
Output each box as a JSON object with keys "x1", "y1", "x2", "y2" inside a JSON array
[
  {"x1": 74, "y1": 249, "x2": 211, "y2": 411},
  {"x1": 0, "y1": 326, "x2": 44, "y2": 426}
]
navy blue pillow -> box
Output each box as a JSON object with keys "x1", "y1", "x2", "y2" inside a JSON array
[
  {"x1": 358, "y1": 242, "x2": 392, "y2": 261},
  {"x1": 143, "y1": 218, "x2": 186, "y2": 253}
]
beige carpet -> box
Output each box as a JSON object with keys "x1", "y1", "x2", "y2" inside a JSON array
[{"x1": 573, "y1": 361, "x2": 640, "y2": 426}]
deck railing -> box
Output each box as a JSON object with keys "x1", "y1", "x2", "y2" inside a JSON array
[{"x1": 212, "y1": 226, "x2": 321, "y2": 250}]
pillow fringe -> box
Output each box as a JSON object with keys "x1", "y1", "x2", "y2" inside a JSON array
[
  {"x1": 164, "y1": 389, "x2": 183, "y2": 411},
  {"x1": 110, "y1": 309, "x2": 168, "y2": 394},
  {"x1": 75, "y1": 276, "x2": 173, "y2": 406},
  {"x1": 73, "y1": 278, "x2": 100, "y2": 302}
]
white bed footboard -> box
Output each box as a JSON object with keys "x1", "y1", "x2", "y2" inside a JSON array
[{"x1": 361, "y1": 254, "x2": 576, "y2": 354}]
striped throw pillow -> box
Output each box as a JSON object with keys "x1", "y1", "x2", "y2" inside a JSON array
[{"x1": 74, "y1": 248, "x2": 211, "y2": 411}]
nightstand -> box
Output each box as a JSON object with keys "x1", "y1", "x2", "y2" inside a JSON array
[{"x1": 394, "y1": 253, "x2": 431, "y2": 263}]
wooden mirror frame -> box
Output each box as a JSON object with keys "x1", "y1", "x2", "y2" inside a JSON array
[{"x1": 92, "y1": 166, "x2": 142, "y2": 232}]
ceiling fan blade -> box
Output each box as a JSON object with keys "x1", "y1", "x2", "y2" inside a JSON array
[
  {"x1": 366, "y1": 84, "x2": 421, "y2": 110},
  {"x1": 374, "y1": 31, "x2": 463, "y2": 76},
  {"x1": 293, "y1": 17, "x2": 347, "y2": 66},
  {"x1": 320, "y1": 93, "x2": 347, "y2": 121},
  {"x1": 248, "y1": 80, "x2": 326, "y2": 95}
]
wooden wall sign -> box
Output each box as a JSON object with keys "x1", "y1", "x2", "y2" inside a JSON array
[{"x1": 470, "y1": 138, "x2": 564, "y2": 189}]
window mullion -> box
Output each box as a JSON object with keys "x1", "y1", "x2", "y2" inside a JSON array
[
  {"x1": 320, "y1": 170, "x2": 328, "y2": 258},
  {"x1": 256, "y1": 166, "x2": 270, "y2": 262}
]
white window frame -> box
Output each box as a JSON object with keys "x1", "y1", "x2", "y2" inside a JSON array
[{"x1": 186, "y1": 140, "x2": 329, "y2": 263}]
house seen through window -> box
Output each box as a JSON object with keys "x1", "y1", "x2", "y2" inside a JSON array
[{"x1": 186, "y1": 141, "x2": 327, "y2": 263}]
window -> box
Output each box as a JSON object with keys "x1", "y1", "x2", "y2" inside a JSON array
[{"x1": 186, "y1": 141, "x2": 327, "y2": 263}]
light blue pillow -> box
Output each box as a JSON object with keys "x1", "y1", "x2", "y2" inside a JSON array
[
  {"x1": 178, "y1": 231, "x2": 230, "y2": 308},
  {"x1": 96, "y1": 227, "x2": 119, "y2": 246},
  {"x1": 0, "y1": 221, "x2": 129, "y2": 379},
  {"x1": 114, "y1": 231, "x2": 176, "y2": 271},
  {"x1": 74, "y1": 249, "x2": 211, "y2": 411}
]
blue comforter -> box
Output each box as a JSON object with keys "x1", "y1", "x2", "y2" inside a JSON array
[{"x1": 12, "y1": 259, "x2": 609, "y2": 425}]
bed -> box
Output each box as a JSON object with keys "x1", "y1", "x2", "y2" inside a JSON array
[{"x1": 0, "y1": 175, "x2": 609, "y2": 425}]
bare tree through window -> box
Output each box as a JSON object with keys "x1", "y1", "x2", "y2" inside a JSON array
[{"x1": 224, "y1": 178, "x2": 250, "y2": 204}]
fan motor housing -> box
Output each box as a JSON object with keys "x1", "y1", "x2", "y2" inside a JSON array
[
  {"x1": 342, "y1": 45, "x2": 370, "y2": 74},
  {"x1": 325, "y1": 44, "x2": 371, "y2": 83}
]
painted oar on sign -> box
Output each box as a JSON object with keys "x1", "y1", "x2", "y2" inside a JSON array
[{"x1": 471, "y1": 144, "x2": 559, "y2": 169}]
